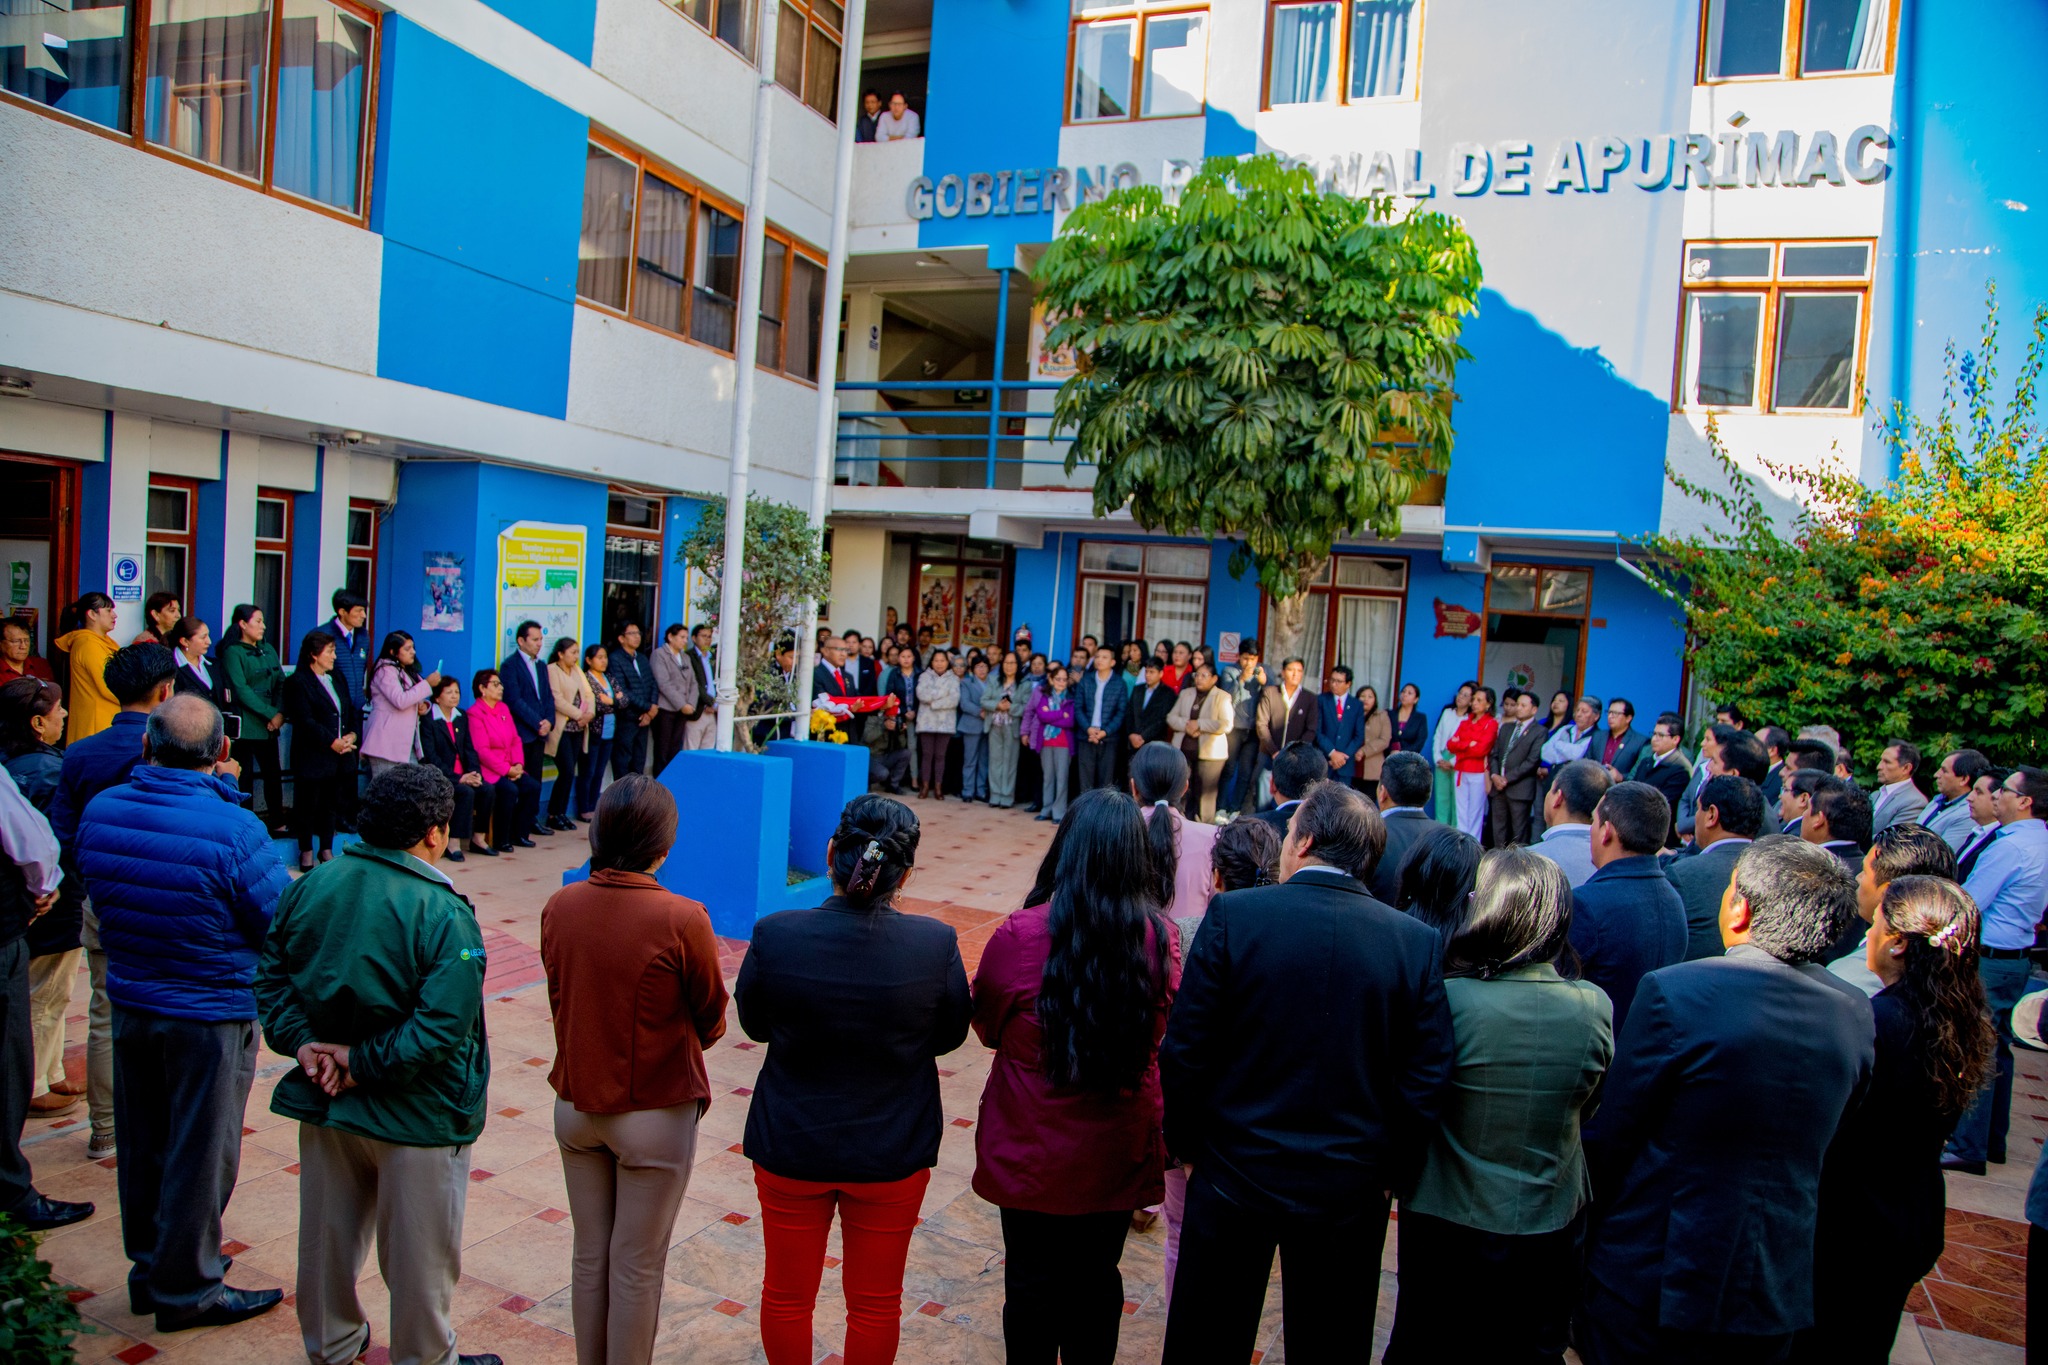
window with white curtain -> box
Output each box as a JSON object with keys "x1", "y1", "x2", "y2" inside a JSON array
[
  {"x1": 1347, "y1": 0, "x2": 1417, "y2": 101},
  {"x1": 1143, "y1": 583, "x2": 1206, "y2": 646},
  {"x1": 1701, "y1": 0, "x2": 1890, "y2": 80},
  {"x1": 1076, "y1": 541, "x2": 1209, "y2": 649},
  {"x1": 1267, "y1": 1, "x2": 1337, "y2": 104},
  {"x1": 1069, "y1": 2, "x2": 1207, "y2": 123}
]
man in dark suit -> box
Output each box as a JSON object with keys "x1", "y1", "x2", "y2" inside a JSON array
[
  {"x1": 1628, "y1": 713, "x2": 1693, "y2": 848},
  {"x1": 1252, "y1": 743, "x2": 1326, "y2": 840},
  {"x1": 1314, "y1": 666, "x2": 1365, "y2": 783},
  {"x1": 808, "y1": 634, "x2": 858, "y2": 743},
  {"x1": 1161, "y1": 782, "x2": 1452, "y2": 1363},
  {"x1": 607, "y1": 622, "x2": 658, "y2": 780},
  {"x1": 1126, "y1": 659, "x2": 1177, "y2": 754},
  {"x1": 1778, "y1": 764, "x2": 1830, "y2": 836},
  {"x1": 1486, "y1": 688, "x2": 1546, "y2": 847},
  {"x1": 1074, "y1": 646, "x2": 1128, "y2": 792},
  {"x1": 1568, "y1": 781, "x2": 1687, "y2": 1034},
  {"x1": 498, "y1": 620, "x2": 554, "y2": 842},
  {"x1": 1579, "y1": 837, "x2": 1874, "y2": 1364},
  {"x1": 1800, "y1": 776, "x2": 1874, "y2": 962},
  {"x1": 1757, "y1": 725, "x2": 1791, "y2": 805},
  {"x1": 1591, "y1": 698, "x2": 1649, "y2": 785},
  {"x1": 1666, "y1": 774, "x2": 1764, "y2": 960},
  {"x1": 1254, "y1": 657, "x2": 1317, "y2": 760},
  {"x1": 1371, "y1": 752, "x2": 1437, "y2": 903}
]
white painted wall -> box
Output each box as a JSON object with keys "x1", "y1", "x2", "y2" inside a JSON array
[
  {"x1": 0, "y1": 102, "x2": 382, "y2": 375},
  {"x1": 849, "y1": 139, "x2": 926, "y2": 253},
  {"x1": 316, "y1": 446, "x2": 352, "y2": 613},
  {"x1": 220, "y1": 431, "x2": 262, "y2": 626},
  {"x1": 0, "y1": 399, "x2": 105, "y2": 462},
  {"x1": 820, "y1": 523, "x2": 887, "y2": 636},
  {"x1": 104, "y1": 414, "x2": 151, "y2": 642}
]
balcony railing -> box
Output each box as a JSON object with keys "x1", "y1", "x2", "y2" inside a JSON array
[{"x1": 833, "y1": 379, "x2": 1077, "y2": 490}]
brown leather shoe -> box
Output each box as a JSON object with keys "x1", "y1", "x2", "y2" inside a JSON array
[
  {"x1": 49, "y1": 1078, "x2": 85, "y2": 1096},
  {"x1": 28, "y1": 1091, "x2": 80, "y2": 1115}
]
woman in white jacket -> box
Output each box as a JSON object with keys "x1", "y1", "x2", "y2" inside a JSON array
[
  {"x1": 1167, "y1": 663, "x2": 1238, "y2": 823},
  {"x1": 914, "y1": 650, "x2": 960, "y2": 799},
  {"x1": 1430, "y1": 680, "x2": 1475, "y2": 827}
]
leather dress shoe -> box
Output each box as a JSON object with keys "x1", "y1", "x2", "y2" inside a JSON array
[
  {"x1": 157, "y1": 1285, "x2": 283, "y2": 1332},
  {"x1": 132, "y1": 1259, "x2": 231, "y2": 1314},
  {"x1": 513, "y1": 836, "x2": 536, "y2": 849},
  {"x1": 444, "y1": 848, "x2": 466, "y2": 863},
  {"x1": 10, "y1": 1193, "x2": 93, "y2": 1231},
  {"x1": 529, "y1": 823, "x2": 555, "y2": 837},
  {"x1": 1941, "y1": 1153, "x2": 1987, "y2": 1175},
  {"x1": 548, "y1": 815, "x2": 576, "y2": 831},
  {"x1": 459, "y1": 1355, "x2": 505, "y2": 1365}
]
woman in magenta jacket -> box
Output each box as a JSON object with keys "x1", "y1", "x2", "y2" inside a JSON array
[
  {"x1": 971, "y1": 788, "x2": 1178, "y2": 1365},
  {"x1": 468, "y1": 668, "x2": 540, "y2": 851},
  {"x1": 1023, "y1": 662, "x2": 1076, "y2": 823}
]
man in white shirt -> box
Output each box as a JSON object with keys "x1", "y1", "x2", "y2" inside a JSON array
[
  {"x1": 1869, "y1": 740, "x2": 1930, "y2": 834},
  {"x1": 1529, "y1": 758, "x2": 1607, "y2": 888},
  {"x1": 1955, "y1": 771, "x2": 2005, "y2": 877},
  {"x1": 875, "y1": 92, "x2": 921, "y2": 141},
  {"x1": 683, "y1": 624, "x2": 719, "y2": 752},
  {"x1": 1916, "y1": 749, "x2": 1986, "y2": 849}
]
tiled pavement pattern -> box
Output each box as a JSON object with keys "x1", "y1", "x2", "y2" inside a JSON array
[{"x1": 18, "y1": 796, "x2": 2033, "y2": 1363}]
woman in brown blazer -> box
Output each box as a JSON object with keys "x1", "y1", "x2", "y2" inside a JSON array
[
  {"x1": 1354, "y1": 685, "x2": 1394, "y2": 800},
  {"x1": 542, "y1": 775, "x2": 730, "y2": 1365}
]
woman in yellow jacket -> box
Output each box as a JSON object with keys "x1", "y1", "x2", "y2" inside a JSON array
[
  {"x1": 54, "y1": 592, "x2": 121, "y2": 742},
  {"x1": 544, "y1": 636, "x2": 597, "y2": 830}
]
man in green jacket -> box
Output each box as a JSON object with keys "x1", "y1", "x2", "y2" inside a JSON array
[{"x1": 256, "y1": 763, "x2": 501, "y2": 1365}]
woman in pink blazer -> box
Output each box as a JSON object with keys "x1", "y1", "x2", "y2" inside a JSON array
[
  {"x1": 359, "y1": 630, "x2": 440, "y2": 772},
  {"x1": 469, "y1": 668, "x2": 540, "y2": 851}
]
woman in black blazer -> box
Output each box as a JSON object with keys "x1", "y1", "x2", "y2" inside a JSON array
[
  {"x1": 1795, "y1": 876, "x2": 1995, "y2": 1364},
  {"x1": 167, "y1": 616, "x2": 229, "y2": 708},
  {"x1": 734, "y1": 794, "x2": 972, "y2": 1365},
  {"x1": 419, "y1": 675, "x2": 499, "y2": 861},
  {"x1": 283, "y1": 630, "x2": 359, "y2": 870}
]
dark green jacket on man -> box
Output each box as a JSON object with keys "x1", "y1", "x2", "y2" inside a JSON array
[{"x1": 256, "y1": 843, "x2": 490, "y2": 1148}]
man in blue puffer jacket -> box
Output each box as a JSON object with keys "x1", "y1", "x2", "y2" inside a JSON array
[{"x1": 77, "y1": 693, "x2": 291, "y2": 1334}]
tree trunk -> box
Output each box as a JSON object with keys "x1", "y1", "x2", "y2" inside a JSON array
[{"x1": 1264, "y1": 592, "x2": 1313, "y2": 668}]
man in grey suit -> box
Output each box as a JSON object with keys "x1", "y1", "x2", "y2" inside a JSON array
[
  {"x1": 1919, "y1": 749, "x2": 1990, "y2": 849},
  {"x1": 1869, "y1": 740, "x2": 1930, "y2": 834},
  {"x1": 1666, "y1": 775, "x2": 1764, "y2": 960},
  {"x1": 1371, "y1": 752, "x2": 1438, "y2": 903},
  {"x1": 1486, "y1": 689, "x2": 1546, "y2": 847}
]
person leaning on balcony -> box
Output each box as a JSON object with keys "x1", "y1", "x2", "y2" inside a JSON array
[
  {"x1": 855, "y1": 88, "x2": 882, "y2": 143},
  {"x1": 542, "y1": 775, "x2": 728, "y2": 1365},
  {"x1": 874, "y1": 91, "x2": 921, "y2": 141},
  {"x1": 735, "y1": 795, "x2": 971, "y2": 1365}
]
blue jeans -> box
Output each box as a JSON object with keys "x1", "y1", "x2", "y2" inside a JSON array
[
  {"x1": 1948, "y1": 955, "x2": 2035, "y2": 1163},
  {"x1": 961, "y1": 733, "x2": 988, "y2": 799}
]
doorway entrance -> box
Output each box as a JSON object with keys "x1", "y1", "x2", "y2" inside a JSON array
[{"x1": 0, "y1": 455, "x2": 81, "y2": 655}]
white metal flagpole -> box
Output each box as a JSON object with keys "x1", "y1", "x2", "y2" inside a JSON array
[
  {"x1": 713, "y1": 0, "x2": 782, "y2": 752},
  {"x1": 790, "y1": 0, "x2": 871, "y2": 734}
]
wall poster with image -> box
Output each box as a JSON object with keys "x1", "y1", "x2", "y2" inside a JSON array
[
  {"x1": 917, "y1": 567, "x2": 958, "y2": 648},
  {"x1": 496, "y1": 522, "x2": 585, "y2": 660},
  {"x1": 421, "y1": 552, "x2": 464, "y2": 632},
  {"x1": 959, "y1": 567, "x2": 1001, "y2": 651}
]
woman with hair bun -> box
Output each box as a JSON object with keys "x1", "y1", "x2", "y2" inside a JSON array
[
  {"x1": 1794, "y1": 875, "x2": 1994, "y2": 1363},
  {"x1": 971, "y1": 788, "x2": 1178, "y2": 1365},
  {"x1": 1129, "y1": 740, "x2": 1218, "y2": 925},
  {"x1": 735, "y1": 795, "x2": 972, "y2": 1365}
]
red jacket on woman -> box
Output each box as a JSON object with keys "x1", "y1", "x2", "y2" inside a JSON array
[
  {"x1": 969, "y1": 900, "x2": 1179, "y2": 1214},
  {"x1": 1446, "y1": 713, "x2": 1500, "y2": 774}
]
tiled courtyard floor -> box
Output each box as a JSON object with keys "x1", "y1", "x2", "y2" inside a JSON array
[{"x1": 21, "y1": 795, "x2": 2035, "y2": 1363}]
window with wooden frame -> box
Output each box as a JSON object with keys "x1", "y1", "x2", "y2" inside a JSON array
[
  {"x1": 252, "y1": 486, "x2": 293, "y2": 643},
  {"x1": 1263, "y1": 0, "x2": 1420, "y2": 108},
  {"x1": 1263, "y1": 555, "x2": 1407, "y2": 705},
  {"x1": 756, "y1": 229, "x2": 828, "y2": 382},
  {"x1": 602, "y1": 490, "x2": 664, "y2": 640},
  {"x1": 1677, "y1": 239, "x2": 1872, "y2": 413},
  {"x1": 1074, "y1": 541, "x2": 1209, "y2": 650},
  {"x1": 343, "y1": 498, "x2": 376, "y2": 616},
  {"x1": 1699, "y1": 0, "x2": 1894, "y2": 82},
  {"x1": 773, "y1": 0, "x2": 842, "y2": 121},
  {"x1": 668, "y1": 0, "x2": 758, "y2": 61},
  {"x1": 1478, "y1": 562, "x2": 1591, "y2": 707},
  {"x1": 1068, "y1": 0, "x2": 1209, "y2": 123},
  {"x1": 1, "y1": 0, "x2": 379, "y2": 222},
  {"x1": 577, "y1": 137, "x2": 747, "y2": 355},
  {"x1": 144, "y1": 475, "x2": 197, "y2": 608}
]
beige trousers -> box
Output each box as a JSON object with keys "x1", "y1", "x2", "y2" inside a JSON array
[
  {"x1": 682, "y1": 711, "x2": 718, "y2": 751},
  {"x1": 555, "y1": 1099, "x2": 704, "y2": 1365},
  {"x1": 26, "y1": 948, "x2": 78, "y2": 1095},
  {"x1": 296, "y1": 1123, "x2": 470, "y2": 1365}
]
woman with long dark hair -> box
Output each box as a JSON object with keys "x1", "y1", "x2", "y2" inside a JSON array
[
  {"x1": 983, "y1": 650, "x2": 1026, "y2": 808},
  {"x1": 360, "y1": 629, "x2": 440, "y2": 777},
  {"x1": 53, "y1": 591, "x2": 119, "y2": 742},
  {"x1": 220, "y1": 604, "x2": 287, "y2": 830},
  {"x1": 1353, "y1": 684, "x2": 1392, "y2": 801},
  {"x1": 1446, "y1": 685, "x2": 1500, "y2": 838},
  {"x1": 1794, "y1": 876, "x2": 1995, "y2": 1363},
  {"x1": 1544, "y1": 689, "x2": 1573, "y2": 732},
  {"x1": 1430, "y1": 681, "x2": 1475, "y2": 827},
  {"x1": 1388, "y1": 682, "x2": 1427, "y2": 757},
  {"x1": 1025, "y1": 663, "x2": 1076, "y2": 822},
  {"x1": 1130, "y1": 741, "x2": 1218, "y2": 923},
  {"x1": 580, "y1": 643, "x2": 618, "y2": 816},
  {"x1": 545, "y1": 636, "x2": 596, "y2": 827},
  {"x1": 1395, "y1": 824, "x2": 1484, "y2": 953},
  {"x1": 972, "y1": 789, "x2": 1178, "y2": 1365},
  {"x1": 1386, "y1": 848, "x2": 1613, "y2": 1363},
  {"x1": 736, "y1": 796, "x2": 971, "y2": 1365},
  {"x1": 283, "y1": 630, "x2": 359, "y2": 870}
]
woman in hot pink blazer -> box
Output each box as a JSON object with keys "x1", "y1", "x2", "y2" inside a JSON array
[
  {"x1": 468, "y1": 668, "x2": 539, "y2": 851},
  {"x1": 970, "y1": 789, "x2": 1178, "y2": 1365},
  {"x1": 359, "y1": 630, "x2": 440, "y2": 771}
]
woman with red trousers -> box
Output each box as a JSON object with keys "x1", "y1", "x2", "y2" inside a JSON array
[
  {"x1": 971, "y1": 788, "x2": 1180, "y2": 1365},
  {"x1": 735, "y1": 795, "x2": 972, "y2": 1365}
]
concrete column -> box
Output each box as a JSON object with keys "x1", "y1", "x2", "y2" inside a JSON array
[
  {"x1": 317, "y1": 445, "x2": 351, "y2": 619},
  {"x1": 842, "y1": 290, "x2": 884, "y2": 384},
  {"x1": 219, "y1": 431, "x2": 261, "y2": 626},
  {"x1": 820, "y1": 524, "x2": 887, "y2": 638},
  {"x1": 104, "y1": 414, "x2": 151, "y2": 642}
]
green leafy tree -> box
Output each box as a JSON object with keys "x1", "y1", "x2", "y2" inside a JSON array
[
  {"x1": 1035, "y1": 154, "x2": 1482, "y2": 660},
  {"x1": 0, "y1": 1212, "x2": 85, "y2": 1363},
  {"x1": 1647, "y1": 288, "x2": 2048, "y2": 764},
  {"x1": 678, "y1": 495, "x2": 831, "y2": 753}
]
